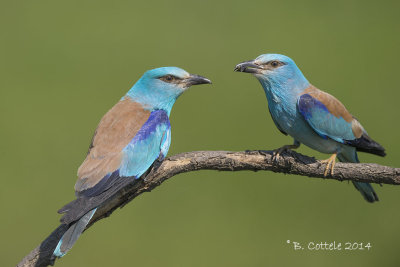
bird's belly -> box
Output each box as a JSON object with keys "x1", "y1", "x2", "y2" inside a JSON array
[
  {"x1": 268, "y1": 97, "x2": 340, "y2": 155},
  {"x1": 288, "y1": 125, "x2": 339, "y2": 154},
  {"x1": 278, "y1": 112, "x2": 340, "y2": 154}
]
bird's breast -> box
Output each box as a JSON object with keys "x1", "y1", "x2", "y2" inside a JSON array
[
  {"x1": 266, "y1": 92, "x2": 297, "y2": 131},
  {"x1": 263, "y1": 85, "x2": 341, "y2": 154}
]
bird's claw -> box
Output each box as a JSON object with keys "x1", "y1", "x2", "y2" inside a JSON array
[
  {"x1": 272, "y1": 143, "x2": 301, "y2": 162},
  {"x1": 272, "y1": 146, "x2": 289, "y2": 162},
  {"x1": 320, "y1": 154, "x2": 337, "y2": 177}
]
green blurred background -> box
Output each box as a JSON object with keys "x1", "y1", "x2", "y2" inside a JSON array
[{"x1": 1, "y1": 0, "x2": 400, "y2": 266}]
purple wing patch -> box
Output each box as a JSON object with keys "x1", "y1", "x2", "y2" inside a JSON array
[
  {"x1": 128, "y1": 109, "x2": 169, "y2": 143},
  {"x1": 298, "y1": 94, "x2": 329, "y2": 120}
]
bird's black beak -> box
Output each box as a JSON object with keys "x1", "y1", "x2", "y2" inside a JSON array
[
  {"x1": 234, "y1": 60, "x2": 262, "y2": 74},
  {"x1": 186, "y1": 74, "x2": 212, "y2": 86}
]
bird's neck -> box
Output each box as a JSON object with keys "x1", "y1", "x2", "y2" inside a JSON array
[
  {"x1": 257, "y1": 73, "x2": 310, "y2": 104},
  {"x1": 125, "y1": 85, "x2": 178, "y2": 116}
]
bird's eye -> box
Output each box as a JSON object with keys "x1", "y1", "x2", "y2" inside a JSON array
[
  {"x1": 270, "y1": 61, "x2": 279, "y2": 67},
  {"x1": 160, "y1": 75, "x2": 177, "y2": 83}
]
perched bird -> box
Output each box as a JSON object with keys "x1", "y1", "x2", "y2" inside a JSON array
[
  {"x1": 234, "y1": 54, "x2": 385, "y2": 203},
  {"x1": 53, "y1": 67, "x2": 211, "y2": 257}
]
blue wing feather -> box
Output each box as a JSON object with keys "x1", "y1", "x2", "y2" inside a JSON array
[
  {"x1": 160, "y1": 125, "x2": 171, "y2": 160},
  {"x1": 56, "y1": 108, "x2": 171, "y2": 251},
  {"x1": 119, "y1": 109, "x2": 171, "y2": 178},
  {"x1": 77, "y1": 109, "x2": 170, "y2": 198},
  {"x1": 297, "y1": 94, "x2": 355, "y2": 143}
]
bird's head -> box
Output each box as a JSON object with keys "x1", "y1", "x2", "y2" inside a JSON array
[
  {"x1": 234, "y1": 54, "x2": 309, "y2": 90},
  {"x1": 127, "y1": 67, "x2": 211, "y2": 113}
]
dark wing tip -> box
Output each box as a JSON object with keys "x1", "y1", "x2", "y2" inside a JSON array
[{"x1": 345, "y1": 134, "x2": 386, "y2": 157}]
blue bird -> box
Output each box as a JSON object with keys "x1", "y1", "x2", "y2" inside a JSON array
[
  {"x1": 53, "y1": 67, "x2": 211, "y2": 257},
  {"x1": 235, "y1": 54, "x2": 385, "y2": 203}
]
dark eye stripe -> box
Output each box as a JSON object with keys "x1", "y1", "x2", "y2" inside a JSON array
[
  {"x1": 265, "y1": 61, "x2": 286, "y2": 68},
  {"x1": 159, "y1": 75, "x2": 181, "y2": 83}
]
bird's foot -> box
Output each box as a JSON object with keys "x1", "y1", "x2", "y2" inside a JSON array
[
  {"x1": 272, "y1": 144, "x2": 298, "y2": 162},
  {"x1": 320, "y1": 153, "x2": 337, "y2": 177}
]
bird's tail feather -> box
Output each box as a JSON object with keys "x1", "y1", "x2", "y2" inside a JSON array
[
  {"x1": 351, "y1": 181, "x2": 379, "y2": 203},
  {"x1": 53, "y1": 208, "x2": 97, "y2": 257},
  {"x1": 337, "y1": 154, "x2": 379, "y2": 203}
]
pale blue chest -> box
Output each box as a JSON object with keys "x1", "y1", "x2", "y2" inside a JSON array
[
  {"x1": 264, "y1": 87, "x2": 298, "y2": 133},
  {"x1": 262, "y1": 84, "x2": 340, "y2": 154}
]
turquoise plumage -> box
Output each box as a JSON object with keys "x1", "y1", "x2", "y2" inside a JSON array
[
  {"x1": 119, "y1": 109, "x2": 171, "y2": 178},
  {"x1": 53, "y1": 67, "x2": 211, "y2": 257},
  {"x1": 235, "y1": 54, "x2": 385, "y2": 202},
  {"x1": 298, "y1": 94, "x2": 356, "y2": 142}
]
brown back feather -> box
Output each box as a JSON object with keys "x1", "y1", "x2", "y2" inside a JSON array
[
  {"x1": 302, "y1": 86, "x2": 384, "y2": 155},
  {"x1": 75, "y1": 98, "x2": 150, "y2": 193},
  {"x1": 302, "y1": 85, "x2": 364, "y2": 138}
]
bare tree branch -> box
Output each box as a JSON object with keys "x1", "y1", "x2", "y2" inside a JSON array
[{"x1": 17, "y1": 150, "x2": 400, "y2": 267}]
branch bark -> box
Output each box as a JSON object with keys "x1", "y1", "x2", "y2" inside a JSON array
[{"x1": 17, "y1": 150, "x2": 400, "y2": 267}]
